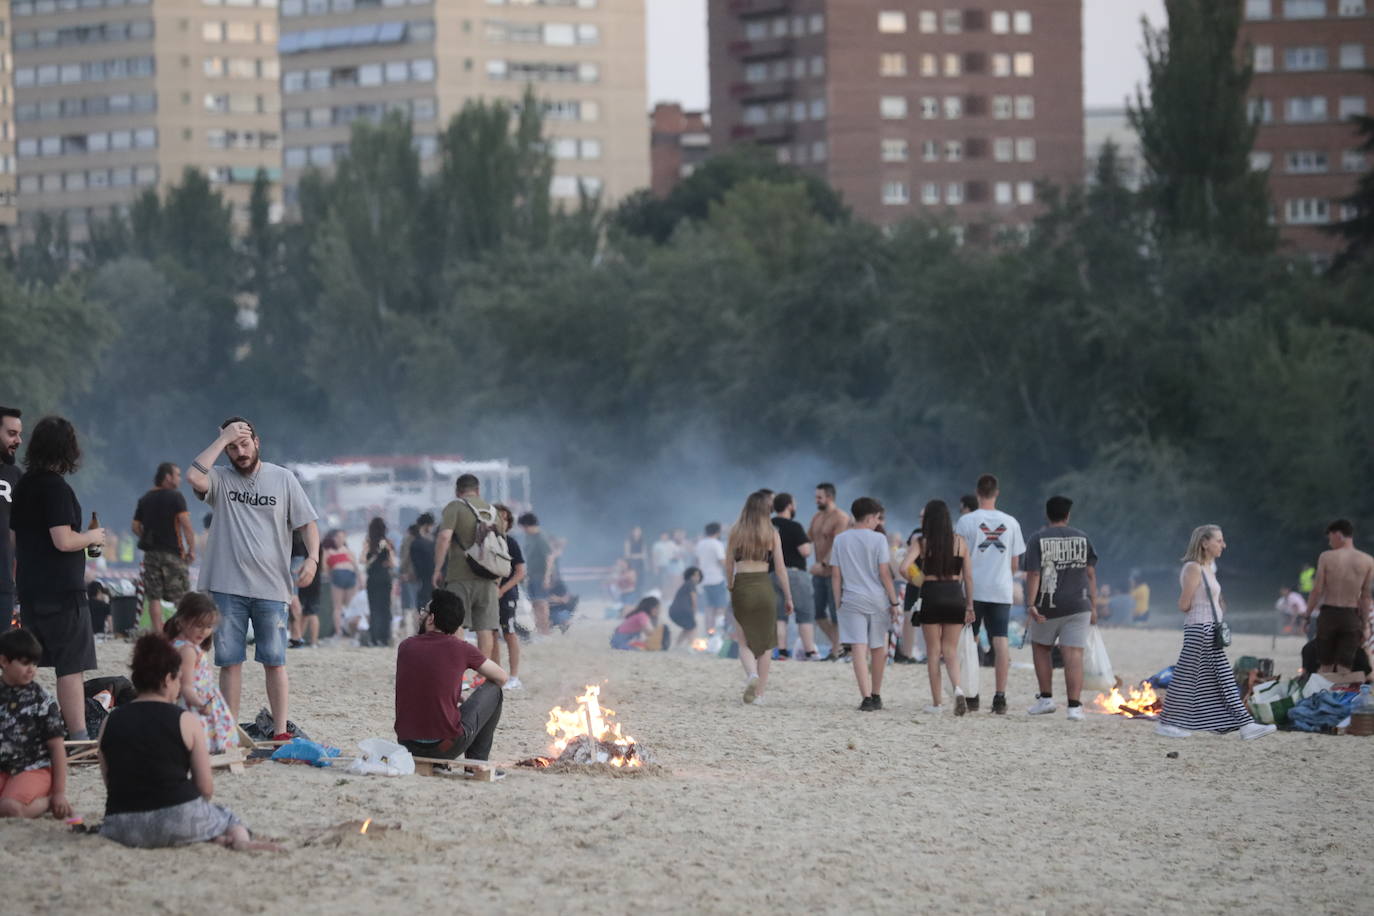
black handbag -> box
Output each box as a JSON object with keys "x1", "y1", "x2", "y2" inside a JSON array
[{"x1": 1201, "y1": 568, "x2": 1232, "y2": 649}]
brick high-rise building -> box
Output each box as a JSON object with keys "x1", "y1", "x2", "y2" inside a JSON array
[
  {"x1": 1, "y1": 1, "x2": 16, "y2": 231},
  {"x1": 650, "y1": 101, "x2": 709, "y2": 197},
  {"x1": 7, "y1": 0, "x2": 282, "y2": 238},
  {"x1": 278, "y1": 0, "x2": 647, "y2": 210},
  {"x1": 708, "y1": 1, "x2": 1084, "y2": 232},
  {"x1": 1239, "y1": 0, "x2": 1374, "y2": 255}
]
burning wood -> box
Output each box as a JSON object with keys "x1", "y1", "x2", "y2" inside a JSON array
[
  {"x1": 690, "y1": 638, "x2": 709, "y2": 651},
  {"x1": 1094, "y1": 682, "x2": 1163, "y2": 718},
  {"x1": 305, "y1": 819, "x2": 400, "y2": 847},
  {"x1": 516, "y1": 685, "x2": 657, "y2": 771}
]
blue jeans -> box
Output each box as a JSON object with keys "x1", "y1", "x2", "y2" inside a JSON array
[{"x1": 211, "y1": 592, "x2": 289, "y2": 667}]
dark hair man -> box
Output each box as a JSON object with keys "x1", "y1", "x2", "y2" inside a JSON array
[
  {"x1": 772, "y1": 493, "x2": 817, "y2": 659},
  {"x1": 395, "y1": 589, "x2": 508, "y2": 765},
  {"x1": 1023, "y1": 496, "x2": 1098, "y2": 721},
  {"x1": 1304, "y1": 519, "x2": 1374, "y2": 684},
  {"x1": 830, "y1": 497, "x2": 901, "y2": 710},
  {"x1": 518, "y1": 512, "x2": 553, "y2": 636},
  {"x1": 695, "y1": 521, "x2": 728, "y2": 633},
  {"x1": 186, "y1": 417, "x2": 320, "y2": 741},
  {"x1": 432, "y1": 474, "x2": 501, "y2": 657},
  {"x1": 0, "y1": 407, "x2": 23, "y2": 632},
  {"x1": 954, "y1": 474, "x2": 1026, "y2": 714},
  {"x1": 807, "y1": 483, "x2": 850, "y2": 660},
  {"x1": 959, "y1": 494, "x2": 978, "y2": 515},
  {"x1": 132, "y1": 462, "x2": 195, "y2": 632}
]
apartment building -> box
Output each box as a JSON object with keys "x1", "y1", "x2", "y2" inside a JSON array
[
  {"x1": 1240, "y1": 0, "x2": 1374, "y2": 255},
  {"x1": 2, "y1": 2, "x2": 16, "y2": 230},
  {"x1": 278, "y1": 0, "x2": 647, "y2": 209},
  {"x1": 708, "y1": 0, "x2": 1084, "y2": 232},
  {"x1": 649, "y1": 101, "x2": 709, "y2": 197},
  {"x1": 7, "y1": 0, "x2": 281, "y2": 237}
]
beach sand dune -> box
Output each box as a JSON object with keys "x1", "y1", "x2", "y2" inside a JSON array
[{"x1": 1, "y1": 615, "x2": 1365, "y2": 915}]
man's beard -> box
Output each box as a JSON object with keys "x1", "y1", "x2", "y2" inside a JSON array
[
  {"x1": 232, "y1": 451, "x2": 260, "y2": 475},
  {"x1": 1, "y1": 449, "x2": 14, "y2": 466}
]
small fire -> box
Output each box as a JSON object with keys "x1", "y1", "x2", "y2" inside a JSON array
[
  {"x1": 359, "y1": 818, "x2": 372, "y2": 835},
  {"x1": 1094, "y1": 682, "x2": 1162, "y2": 718},
  {"x1": 545, "y1": 684, "x2": 641, "y2": 768},
  {"x1": 691, "y1": 638, "x2": 708, "y2": 651}
]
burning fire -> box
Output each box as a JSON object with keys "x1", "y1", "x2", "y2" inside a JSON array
[
  {"x1": 545, "y1": 684, "x2": 641, "y2": 768},
  {"x1": 1094, "y1": 682, "x2": 1162, "y2": 718},
  {"x1": 359, "y1": 818, "x2": 372, "y2": 835},
  {"x1": 691, "y1": 638, "x2": 708, "y2": 651}
]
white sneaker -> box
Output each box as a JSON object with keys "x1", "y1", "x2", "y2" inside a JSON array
[
  {"x1": 1155, "y1": 723, "x2": 1191, "y2": 739},
  {"x1": 1027, "y1": 696, "x2": 1057, "y2": 716},
  {"x1": 1066, "y1": 705, "x2": 1086, "y2": 721},
  {"x1": 743, "y1": 675, "x2": 759, "y2": 705},
  {"x1": 922, "y1": 704, "x2": 945, "y2": 714},
  {"x1": 953, "y1": 688, "x2": 968, "y2": 717},
  {"x1": 1239, "y1": 722, "x2": 1277, "y2": 741},
  {"x1": 503, "y1": 677, "x2": 523, "y2": 691},
  {"x1": 752, "y1": 694, "x2": 767, "y2": 707}
]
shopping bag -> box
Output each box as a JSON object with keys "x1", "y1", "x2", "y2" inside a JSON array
[
  {"x1": 1082, "y1": 626, "x2": 1116, "y2": 691},
  {"x1": 347, "y1": 738, "x2": 415, "y2": 777},
  {"x1": 958, "y1": 625, "x2": 980, "y2": 698},
  {"x1": 1290, "y1": 672, "x2": 1335, "y2": 701},
  {"x1": 1248, "y1": 678, "x2": 1295, "y2": 725}
]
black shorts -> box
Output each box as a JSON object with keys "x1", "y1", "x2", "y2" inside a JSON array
[
  {"x1": 20, "y1": 592, "x2": 98, "y2": 677},
  {"x1": 972, "y1": 602, "x2": 1011, "y2": 639},
  {"x1": 299, "y1": 594, "x2": 320, "y2": 617},
  {"x1": 669, "y1": 605, "x2": 696, "y2": 631},
  {"x1": 1315, "y1": 605, "x2": 1363, "y2": 669},
  {"x1": 499, "y1": 597, "x2": 517, "y2": 635}
]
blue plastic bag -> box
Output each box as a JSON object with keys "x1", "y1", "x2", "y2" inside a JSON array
[
  {"x1": 270, "y1": 737, "x2": 342, "y2": 767},
  {"x1": 1147, "y1": 666, "x2": 1175, "y2": 689}
]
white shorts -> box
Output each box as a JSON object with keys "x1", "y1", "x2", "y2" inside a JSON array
[{"x1": 838, "y1": 605, "x2": 888, "y2": 650}]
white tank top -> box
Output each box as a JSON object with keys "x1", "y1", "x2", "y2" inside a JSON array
[{"x1": 1181, "y1": 561, "x2": 1222, "y2": 626}]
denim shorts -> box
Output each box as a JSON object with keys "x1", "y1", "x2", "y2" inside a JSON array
[
  {"x1": 211, "y1": 591, "x2": 289, "y2": 667},
  {"x1": 972, "y1": 601, "x2": 1011, "y2": 639},
  {"x1": 812, "y1": 574, "x2": 837, "y2": 624},
  {"x1": 702, "y1": 582, "x2": 729, "y2": 609}
]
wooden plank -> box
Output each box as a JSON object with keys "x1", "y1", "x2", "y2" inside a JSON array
[{"x1": 411, "y1": 757, "x2": 497, "y2": 781}]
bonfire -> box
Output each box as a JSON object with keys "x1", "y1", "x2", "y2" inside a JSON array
[
  {"x1": 518, "y1": 684, "x2": 655, "y2": 769},
  {"x1": 1093, "y1": 681, "x2": 1163, "y2": 718}
]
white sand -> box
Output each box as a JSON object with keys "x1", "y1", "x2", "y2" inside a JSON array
[{"x1": 1, "y1": 614, "x2": 1367, "y2": 914}]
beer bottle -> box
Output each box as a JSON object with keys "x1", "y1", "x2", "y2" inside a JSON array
[{"x1": 86, "y1": 511, "x2": 102, "y2": 558}]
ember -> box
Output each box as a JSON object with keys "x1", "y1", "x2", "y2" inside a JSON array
[
  {"x1": 690, "y1": 638, "x2": 709, "y2": 651},
  {"x1": 1094, "y1": 682, "x2": 1162, "y2": 718}
]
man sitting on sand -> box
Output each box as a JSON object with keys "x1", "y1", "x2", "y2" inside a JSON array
[{"x1": 394, "y1": 589, "x2": 508, "y2": 764}]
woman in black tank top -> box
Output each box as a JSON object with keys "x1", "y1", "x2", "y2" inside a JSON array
[
  {"x1": 99, "y1": 633, "x2": 278, "y2": 851},
  {"x1": 900, "y1": 500, "x2": 975, "y2": 715}
]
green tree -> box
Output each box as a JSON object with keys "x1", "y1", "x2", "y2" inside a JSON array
[
  {"x1": 1326, "y1": 112, "x2": 1374, "y2": 271},
  {"x1": 0, "y1": 267, "x2": 112, "y2": 410}
]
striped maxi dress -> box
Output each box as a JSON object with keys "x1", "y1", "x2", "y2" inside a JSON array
[{"x1": 1159, "y1": 562, "x2": 1254, "y2": 732}]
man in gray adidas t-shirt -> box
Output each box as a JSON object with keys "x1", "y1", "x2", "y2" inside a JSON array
[{"x1": 187, "y1": 417, "x2": 319, "y2": 740}]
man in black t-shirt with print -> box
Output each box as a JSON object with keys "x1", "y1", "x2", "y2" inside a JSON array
[
  {"x1": 772, "y1": 493, "x2": 818, "y2": 659},
  {"x1": 0, "y1": 407, "x2": 23, "y2": 633},
  {"x1": 132, "y1": 462, "x2": 193, "y2": 632}
]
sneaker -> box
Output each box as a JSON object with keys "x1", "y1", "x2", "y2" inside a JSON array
[
  {"x1": 966, "y1": 696, "x2": 980, "y2": 713},
  {"x1": 1027, "y1": 696, "x2": 1057, "y2": 716},
  {"x1": 1066, "y1": 705, "x2": 1086, "y2": 721},
  {"x1": 859, "y1": 696, "x2": 875, "y2": 712},
  {"x1": 752, "y1": 694, "x2": 767, "y2": 707},
  {"x1": 954, "y1": 689, "x2": 968, "y2": 717},
  {"x1": 870, "y1": 693, "x2": 883, "y2": 711},
  {"x1": 743, "y1": 675, "x2": 760, "y2": 705},
  {"x1": 775, "y1": 648, "x2": 791, "y2": 660},
  {"x1": 288, "y1": 638, "x2": 305, "y2": 649},
  {"x1": 503, "y1": 677, "x2": 524, "y2": 691},
  {"x1": 893, "y1": 652, "x2": 917, "y2": 665},
  {"x1": 1239, "y1": 722, "x2": 1277, "y2": 741},
  {"x1": 802, "y1": 651, "x2": 821, "y2": 661},
  {"x1": 922, "y1": 704, "x2": 945, "y2": 714},
  {"x1": 992, "y1": 694, "x2": 1007, "y2": 715},
  {"x1": 1155, "y1": 722, "x2": 1191, "y2": 739}
]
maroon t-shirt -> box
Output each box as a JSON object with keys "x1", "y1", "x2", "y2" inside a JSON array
[{"x1": 394, "y1": 631, "x2": 487, "y2": 742}]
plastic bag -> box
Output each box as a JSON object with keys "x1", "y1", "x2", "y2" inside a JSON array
[
  {"x1": 1247, "y1": 679, "x2": 1295, "y2": 725},
  {"x1": 1082, "y1": 626, "x2": 1115, "y2": 691},
  {"x1": 1292, "y1": 672, "x2": 1335, "y2": 701},
  {"x1": 270, "y1": 737, "x2": 342, "y2": 768},
  {"x1": 957, "y1": 625, "x2": 980, "y2": 698},
  {"x1": 346, "y1": 738, "x2": 415, "y2": 777}
]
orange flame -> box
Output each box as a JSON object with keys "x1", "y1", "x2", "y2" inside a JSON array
[
  {"x1": 690, "y1": 638, "x2": 708, "y2": 651},
  {"x1": 1094, "y1": 682, "x2": 1161, "y2": 717},
  {"x1": 359, "y1": 818, "x2": 372, "y2": 835},
  {"x1": 545, "y1": 684, "x2": 641, "y2": 767}
]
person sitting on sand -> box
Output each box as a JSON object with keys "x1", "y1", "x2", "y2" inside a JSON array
[
  {"x1": 98, "y1": 634, "x2": 277, "y2": 849},
  {"x1": 611, "y1": 597, "x2": 661, "y2": 650},
  {"x1": 394, "y1": 589, "x2": 508, "y2": 763},
  {"x1": 164, "y1": 593, "x2": 237, "y2": 754},
  {"x1": 0, "y1": 629, "x2": 73, "y2": 820}
]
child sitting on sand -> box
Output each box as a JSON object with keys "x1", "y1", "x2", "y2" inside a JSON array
[
  {"x1": 668, "y1": 567, "x2": 702, "y2": 647},
  {"x1": 98, "y1": 634, "x2": 277, "y2": 850},
  {"x1": 164, "y1": 593, "x2": 237, "y2": 754},
  {"x1": 0, "y1": 629, "x2": 73, "y2": 820},
  {"x1": 610, "y1": 597, "x2": 661, "y2": 650}
]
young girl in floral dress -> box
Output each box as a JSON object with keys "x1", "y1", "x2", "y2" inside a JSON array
[{"x1": 164, "y1": 593, "x2": 237, "y2": 753}]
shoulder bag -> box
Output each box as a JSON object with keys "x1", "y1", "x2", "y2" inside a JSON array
[{"x1": 1200, "y1": 567, "x2": 1232, "y2": 650}]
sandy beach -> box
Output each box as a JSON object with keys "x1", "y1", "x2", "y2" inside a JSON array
[{"x1": 1, "y1": 612, "x2": 1366, "y2": 915}]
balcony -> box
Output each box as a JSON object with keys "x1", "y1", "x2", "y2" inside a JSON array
[
  {"x1": 730, "y1": 37, "x2": 792, "y2": 60},
  {"x1": 731, "y1": 121, "x2": 794, "y2": 144},
  {"x1": 731, "y1": 79, "x2": 793, "y2": 102},
  {"x1": 730, "y1": 0, "x2": 792, "y2": 13}
]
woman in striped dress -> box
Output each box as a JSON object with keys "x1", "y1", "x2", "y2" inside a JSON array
[{"x1": 1155, "y1": 526, "x2": 1276, "y2": 740}]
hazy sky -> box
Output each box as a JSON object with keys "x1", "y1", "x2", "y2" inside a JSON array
[{"x1": 646, "y1": 0, "x2": 1167, "y2": 111}]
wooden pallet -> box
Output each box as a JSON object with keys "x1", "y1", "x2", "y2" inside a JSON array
[
  {"x1": 412, "y1": 757, "x2": 499, "y2": 781},
  {"x1": 64, "y1": 740, "x2": 99, "y2": 765},
  {"x1": 210, "y1": 750, "x2": 247, "y2": 774}
]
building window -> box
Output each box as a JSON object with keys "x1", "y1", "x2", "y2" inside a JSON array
[
  {"x1": 992, "y1": 95, "x2": 1013, "y2": 119},
  {"x1": 944, "y1": 96, "x2": 962, "y2": 118},
  {"x1": 921, "y1": 96, "x2": 939, "y2": 119},
  {"x1": 1015, "y1": 95, "x2": 1035, "y2": 118},
  {"x1": 947, "y1": 182, "x2": 964, "y2": 204},
  {"x1": 921, "y1": 140, "x2": 939, "y2": 161},
  {"x1": 919, "y1": 11, "x2": 938, "y2": 33},
  {"x1": 921, "y1": 53, "x2": 938, "y2": 77},
  {"x1": 1285, "y1": 150, "x2": 1329, "y2": 172},
  {"x1": 882, "y1": 181, "x2": 910, "y2": 205},
  {"x1": 1016, "y1": 181, "x2": 1035, "y2": 204},
  {"x1": 1340, "y1": 95, "x2": 1368, "y2": 117},
  {"x1": 1283, "y1": 0, "x2": 1327, "y2": 17},
  {"x1": 943, "y1": 10, "x2": 963, "y2": 33},
  {"x1": 1246, "y1": 0, "x2": 1273, "y2": 17},
  {"x1": 810, "y1": 14, "x2": 825, "y2": 33},
  {"x1": 1250, "y1": 151, "x2": 1273, "y2": 170},
  {"x1": 1251, "y1": 97, "x2": 1274, "y2": 122},
  {"x1": 993, "y1": 138, "x2": 1013, "y2": 161},
  {"x1": 881, "y1": 139, "x2": 908, "y2": 162},
  {"x1": 921, "y1": 181, "x2": 940, "y2": 204},
  {"x1": 810, "y1": 99, "x2": 826, "y2": 119},
  {"x1": 944, "y1": 53, "x2": 962, "y2": 76},
  {"x1": 945, "y1": 140, "x2": 963, "y2": 161},
  {"x1": 1013, "y1": 53, "x2": 1034, "y2": 76},
  {"x1": 1016, "y1": 138, "x2": 1036, "y2": 161},
  {"x1": 994, "y1": 181, "x2": 1013, "y2": 204},
  {"x1": 1253, "y1": 45, "x2": 1273, "y2": 72},
  {"x1": 1284, "y1": 47, "x2": 1329, "y2": 70},
  {"x1": 991, "y1": 11, "x2": 1010, "y2": 33},
  {"x1": 881, "y1": 53, "x2": 906, "y2": 76},
  {"x1": 1339, "y1": 0, "x2": 1366, "y2": 15},
  {"x1": 1340, "y1": 44, "x2": 1366, "y2": 68},
  {"x1": 1285, "y1": 198, "x2": 1330, "y2": 223},
  {"x1": 992, "y1": 53, "x2": 1011, "y2": 76},
  {"x1": 1344, "y1": 149, "x2": 1368, "y2": 171},
  {"x1": 1286, "y1": 96, "x2": 1328, "y2": 121},
  {"x1": 811, "y1": 56, "x2": 825, "y2": 77},
  {"x1": 1013, "y1": 11, "x2": 1032, "y2": 33},
  {"x1": 880, "y1": 95, "x2": 907, "y2": 119},
  {"x1": 878, "y1": 11, "x2": 907, "y2": 33}
]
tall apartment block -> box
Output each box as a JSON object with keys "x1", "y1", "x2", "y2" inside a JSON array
[
  {"x1": 649, "y1": 101, "x2": 709, "y2": 197},
  {"x1": 1240, "y1": 0, "x2": 1374, "y2": 255},
  {"x1": 2, "y1": 2, "x2": 16, "y2": 231},
  {"x1": 708, "y1": 1, "x2": 1083, "y2": 232},
  {"x1": 277, "y1": 0, "x2": 646, "y2": 209},
  {"x1": 7, "y1": 0, "x2": 281, "y2": 237}
]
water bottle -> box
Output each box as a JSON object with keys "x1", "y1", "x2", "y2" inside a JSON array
[{"x1": 1354, "y1": 684, "x2": 1373, "y2": 714}]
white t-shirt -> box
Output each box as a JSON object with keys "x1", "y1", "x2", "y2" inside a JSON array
[
  {"x1": 651, "y1": 539, "x2": 677, "y2": 571},
  {"x1": 831, "y1": 527, "x2": 890, "y2": 614},
  {"x1": 695, "y1": 537, "x2": 726, "y2": 586},
  {"x1": 955, "y1": 508, "x2": 1025, "y2": 605}
]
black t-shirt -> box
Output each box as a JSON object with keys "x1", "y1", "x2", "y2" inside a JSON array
[
  {"x1": 100, "y1": 701, "x2": 201, "y2": 816},
  {"x1": 0, "y1": 462, "x2": 20, "y2": 592},
  {"x1": 410, "y1": 534, "x2": 435, "y2": 582},
  {"x1": 133, "y1": 487, "x2": 188, "y2": 554},
  {"x1": 771, "y1": 516, "x2": 810, "y2": 571},
  {"x1": 500, "y1": 536, "x2": 525, "y2": 608},
  {"x1": 10, "y1": 470, "x2": 85, "y2": 600}
]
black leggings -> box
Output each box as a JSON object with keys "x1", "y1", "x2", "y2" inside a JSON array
[{"x1": 367, "y1": 576, "x2": 392, "y2": 646}]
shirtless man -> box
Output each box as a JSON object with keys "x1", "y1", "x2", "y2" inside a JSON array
[
  {"x1": 807, "y1": 483, "x2": 851, "y2": 660},
  {"x1": 1304, "y1": 519, "x2": 1374, "y2": 684}
]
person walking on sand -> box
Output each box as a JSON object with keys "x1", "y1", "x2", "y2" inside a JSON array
[
  {"x1": 1302, "y1": 519, "x2": 1374, "y2": 684},
  {"x1": 772, "y1": 492, "x2": 817, "y2": 660},
  {"x1": 1023, "y1": 496, "x2": 1096, "y2": 722},
  {"x1": 432, "y1": 474, "x2": 502, "y2": 657},
  {"x1": 832, "y1": 498, "x2": 902, "y2": 711},
  {"x1": 903, "y1": 500, "x2": 974, "y2": 715},
  {"x1": 696, "y1": 522, "x2": 729, "y2": 634},
  {"x1": 1156, "y1": 525, "x2": 1276, "y2": 740},
  {"x1": 954, "y1": 474, "x2": 1025, "y2": 714},
  {"x1": 807, "y1": 483, "x2": 850, "y2": 660},
  {"x1": 725, "y1": 492, "x2": 793, "y2": 705}
]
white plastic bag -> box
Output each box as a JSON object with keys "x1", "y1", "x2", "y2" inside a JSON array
[
  {"x1": 1083, "y1": 626, "x2": 1115, "y2": 691},
  {"x1": 957, "y1": 625, "x2": 980, "y2": 698},
  {"x1": 347, "y1": 738, "x2": 415, "y2": 777}
]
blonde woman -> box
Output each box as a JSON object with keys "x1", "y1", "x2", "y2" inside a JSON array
[
  {"x1": 1156, "y1": 526, "x2": 1275, "y2": 740},
  {"x1": 725, "y1": 491, "x2": 793, "y2": 705}
]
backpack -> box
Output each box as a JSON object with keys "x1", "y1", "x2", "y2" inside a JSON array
[{"x1": 458, "y1": 498, "x2": 512, "y2": 580}]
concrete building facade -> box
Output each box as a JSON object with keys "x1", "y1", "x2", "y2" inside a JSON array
[
  {"x1": 1240, "y1": 0, "x2": 1374, "y2": 255},
  {"x1": 649, "y1": 101, "x2": 708, "y2": 197},
  {"x1": 2, "y1": 1, "x2": 16, "y2": 230},
  {"x1": 708, "y1": 0, "x2": 1084, "y2": 232}
]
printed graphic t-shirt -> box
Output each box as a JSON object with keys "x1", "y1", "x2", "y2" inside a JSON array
[
  {"x1": 197, "y1": 462, "x2": 317, "y2": 603},
  {"x1": 1023, "y1": 525, "x2": 1097, "y2": 618},
  {"x1": 0, "y1": 463, "x2": 21, "y2": 593},
  {"x1": 955, "y1": 508, "x2": 1026, "y2": 605}
]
